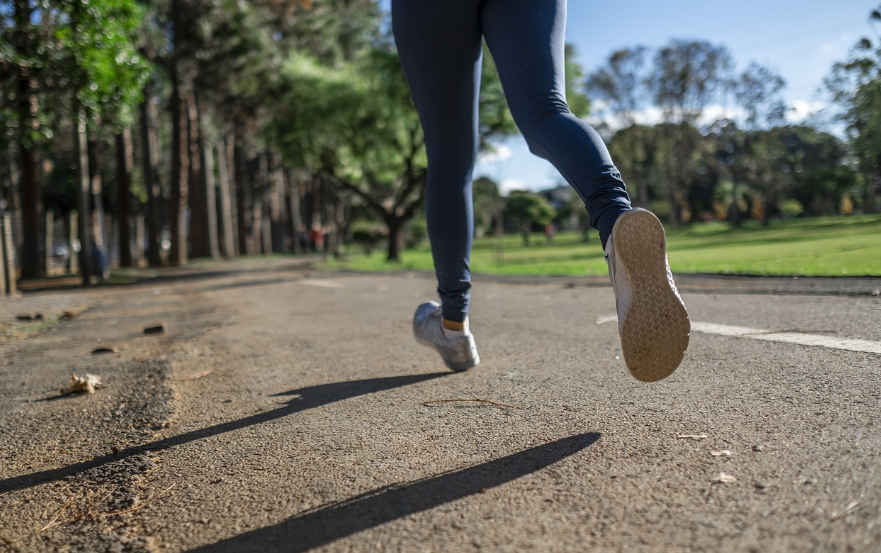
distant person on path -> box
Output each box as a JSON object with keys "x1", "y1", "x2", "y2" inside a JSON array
[
  {"x1": 309, "y1": 223, "x2": 325, "y2": 253},
  {"x1": 395, "y1": 0, "x2": 690, "y2": 382}
]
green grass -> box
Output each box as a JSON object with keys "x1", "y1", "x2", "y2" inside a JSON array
[{"x1": 322, "y1": 214, "x2": 881, "y2": 277}]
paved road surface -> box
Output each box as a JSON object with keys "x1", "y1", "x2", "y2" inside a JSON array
[{"x1": 1, "y1": 259, "x2": 879, "y2": 552}]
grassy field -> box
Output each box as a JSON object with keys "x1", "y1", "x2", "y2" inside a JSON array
[{"x1": 323, "y1": 214, "x2": 881, "y2": 277}]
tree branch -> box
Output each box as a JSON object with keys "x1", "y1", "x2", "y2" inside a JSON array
[{"x1": 320, "y1": 168, "x2": 388, "y2": 217}]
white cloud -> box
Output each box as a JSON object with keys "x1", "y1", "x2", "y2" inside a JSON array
[
  {"x1": 631, "y1": 106, "x2": 665, "y2": 126},
  {"x1": 787, "y1": 100, "x2": 826, "y2": 122},
  {"x1": 698, "y1": 104, "x2": 744, "y2": 127},
  {"x1": 499, "y1": 179, "x2": 527, "y2": 196},
  {"x1": 477, "y1": 144, "x2": 513, "y2": 164},
  {"x1": 591, "y1": 104, "x2": 745, "y2": 131}
]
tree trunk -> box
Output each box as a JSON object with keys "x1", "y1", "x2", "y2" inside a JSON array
[
  {"x1": 202, "y1": 138, "x2": 220, "y2": 259},
  {"x1": 169, "y1": 69, "x2": 189, "y2": 265},
  {"x1": 88, "y1": 136, "x2": 108, "y2": 279},
  {"x1": 386, "y1": 216, "x2": 404, "y2": 262},
  {"x1": 333, "y1": 195, "x2": 348, "y2": 258},
  {"x1": 14, "y1": 0, "x2": 41, "y2": 280},
  {"x1": 216, "y1": 138, "x2": 235, "y2": 259},
  {"x1": 74, "y1": 108, "x2": 92, "y2": 286},
  {"x1": 0, "y1": 216, "x2": 7, "y2": 296},
  {"x1": 234, "y1": 133, "x2": 250, "y2": 256},
  {"x1": 269, "y1": 163, "x2": 285, "y2": 253},
  {"x1": 17, "y1": 77, "x2": 42, "y2": 279},
  {"x1": 258, "y1": 153, "x2": 272, "y2": 254},
  {"x1": 729, "y1": 173, "x2": 742, "y2": 228},
  {"x1": 187, "y1": 91, "x2": 214, "y2": 259},
  {"x1": 44, "y1": 209, "x2": 53, "y2": 275},
  {"x1": 140, "y1": 89, "x2": 163, "y2": 267},
  {"x1": 0, "y1": 214, "x2": 16, "y2": 295},
  {"x1": 303, "y1": 174, "x2": 315, "y2": 241},
  {"x1": 224, "y1": 134, "x2": 239, "y2": 255},
  {"x1": 865, "y1": 169, "x2": 878, "y2": 214},
  {"x1": 134, "y1": 214, "x2": 144, "y2": 266},
  {"x1": 286, "y1": 170, "x2": 304, "y2": 254},
  {"x1": 246, "y1": 155, "x2": 263, "y2": 255},
  {"x1": 115, "y1": 129, "x2": 134, "y2": 267},
  {"x1": 68, "y1": 210, "x2": 78, "y2": 274}
]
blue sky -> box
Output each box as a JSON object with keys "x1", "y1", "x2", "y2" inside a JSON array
[{"x1": 379, "y1": 1, "x2": 880, "y2": 192}]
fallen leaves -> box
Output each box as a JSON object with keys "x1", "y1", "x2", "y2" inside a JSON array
[
  {"x1": 677, "y1": 434, "x2": 709, "y2": 440},
  {"x1": 830, "y1": 500, "x2": 863, "y2": 521},
  {"x1": 713, "y1": 473, "x2": 737, "y2": 484},
  {"x1": 422, "y1": 398, "x2": 524, "y2": 409},
  {"x1": 63, "y1": 373, "x2": 105, "y2": 395}
]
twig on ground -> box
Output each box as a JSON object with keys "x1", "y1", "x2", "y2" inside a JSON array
[
  {"x1": 830, "y1": 501, "x2": 863, "y2": 521},
  {"x1": 169, "y1": 370, "x2": 213, "y2": 382},
  {"x1": 422, "y1": 398, "x2": 524, "y2": 409},
  {"x1": 39, "y1": 496, "x2": 77, "y2": 533},
  {"x1": 99, "y1": 484, "x2": 176, "y2": 517}
]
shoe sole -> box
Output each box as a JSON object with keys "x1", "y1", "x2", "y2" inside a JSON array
[
  {"x1": 612, "y1": 209, "x2": 690, "y2": 382},
  {"x1": 415, "y1": 337, "x2": 480, "y2": 372}
]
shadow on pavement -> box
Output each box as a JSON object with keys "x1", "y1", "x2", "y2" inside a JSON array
[
  {"x1": 188, "y1": 432, "x2": 601, "y2": 553},
  {"x1": 16, "y1": 258, "x2": 312, "y2": 293},
  {"x1": 0, "y1": 372, "x2": 449, "y2": 495}
]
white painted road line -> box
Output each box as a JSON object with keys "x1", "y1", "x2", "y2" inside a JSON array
[
  {"x1": 597, "y1": 315, "x2": 881, "y2": 355},
  {"x1": 690, "y1": 322, "x2": 881, "y2": 355}
]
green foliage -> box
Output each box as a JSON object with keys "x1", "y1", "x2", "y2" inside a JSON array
[
  {"x1": 648, "y1": 39, "x2": 733, "y2": 125},
  {"x1": 822, "y1": 5, "x2": 881, "y2": 213},
  {"x1": 564, "y1": 44, "x2": 590, "y2": 118},
  {"x1": 55, "y1": 0, "x2": 151, "y2": 129},
  {"x1": 606, "y1": 124, "x2": 659, "y2": 203},
  {"x1": 503, "y1": 191, "x2": 556, "y2": 245},
  {"x1": 472, "y1": 176, "x2": 502, "y2": 236},
  {"x1": 405, "y1": 216, "x2": 427, "y2": 248},
  {"x1": 271, "y1": 46, "x2": 421, "y2": 182},
  {"x1": 780, "y1": 199, "x2": 804, "y2": 218},
  {"x1": 586, "y1": 45, "x2": 649, "y2": 127},
  {"x1": 350, "y1": 221, "x2": 386, "y2": 255},
  {"x1": 478, "y1": 46, "x2": 517, "y2": 147}
]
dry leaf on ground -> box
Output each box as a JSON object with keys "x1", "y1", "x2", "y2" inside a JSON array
[{"x1": 64, "y1": 373, "x2": 105, "y2": 394}]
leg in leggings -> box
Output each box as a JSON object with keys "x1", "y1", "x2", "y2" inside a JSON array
[
  {"x1": 481, "y1": 0, "x2": 631, "y2": 241},
  {"x1": 393, "y1": 0, "x2": 631, "y2": 324},
  {"x1": 392, "y1": 0, "x2": 483, "y2": 324}
]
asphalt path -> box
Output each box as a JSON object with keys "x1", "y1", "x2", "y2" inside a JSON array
[{"x1": 1, "y1": 259, "x2": 879, "y2": 552}]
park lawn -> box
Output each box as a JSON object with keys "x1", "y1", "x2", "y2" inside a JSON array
[{"x1": 323, "y1": 214, "x2": 881, "y2": 277}]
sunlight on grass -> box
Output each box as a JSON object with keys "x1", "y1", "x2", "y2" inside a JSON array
[{"x1": 322, "y1": 215, "x2": 881, "y2": 277}]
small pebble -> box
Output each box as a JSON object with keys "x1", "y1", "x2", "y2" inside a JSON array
[
  {"x1": 144, "y1": 323, "x2": 167, "y2": 334},
  {"x1": 92, "y1": 346, "x2": 118, "y2": 355}
]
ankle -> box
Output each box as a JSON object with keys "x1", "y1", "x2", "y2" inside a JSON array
[
  {"x1": 442, "y1": 318, "x2": 465, "y2": 332},
  {"x1": 442, "y1": 317, "x2": 469, "y2": 339}
]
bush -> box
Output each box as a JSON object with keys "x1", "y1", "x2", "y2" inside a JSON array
[
  {"x1": 780, "y1": 199, "x2": 804, "y2": 218},
  {"x1": 351, "y1": 224, "x2": 386, "y2": 256},
  {"x1": 405, "y1": 217, "x2": 428, "y2": 248}
]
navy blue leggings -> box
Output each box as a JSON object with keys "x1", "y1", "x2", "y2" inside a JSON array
[{"x1": 392, "y1": 0, "x2": 631, "y2": 323}]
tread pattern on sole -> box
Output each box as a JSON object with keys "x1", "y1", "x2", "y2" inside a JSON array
[{"x1": 612, "y1": 210, "x2": 690, "y2": 382}]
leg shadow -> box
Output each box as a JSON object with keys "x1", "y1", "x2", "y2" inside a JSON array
[
  {"x1": 189, "y1": 432, "x2": 601, "y2": 552},
  {"x1": 0, "y1": 372, "x2": 449, "y2": 494}
]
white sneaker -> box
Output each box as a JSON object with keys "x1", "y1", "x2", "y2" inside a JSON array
[
  {"x1": 413, "y1": 301, "x2": 480, "y2": 371},
  {"x1": 605, "y1": 209, "x2": 690, "y2": 382}
]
